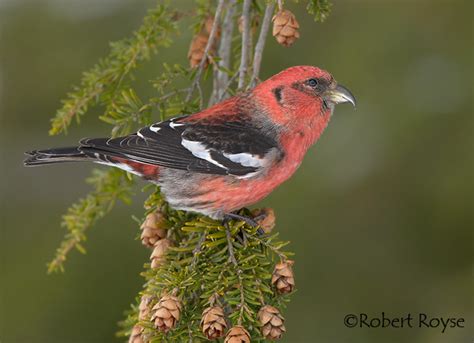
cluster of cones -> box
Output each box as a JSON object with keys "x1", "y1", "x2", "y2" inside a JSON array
[
  {"x1": 130, "y1": 259, "x2": 294, "y2": 341},
  {"x1": 187, "y1": 7, "x2": 301, "y2": 68},
  {"x1": 139, "y1": 209, "x2": 173, "y2": 269},
  {"x1": 204, "y1": 304, "x2": 286, "y2": 342},
  {"x1": 131, "y1": 291, "x2": 291, "y2": 342},
  {"x1": 129, "y1": 293, "x2": 182, "y2": 343},
  {"x1": 131, "y1": 206, "x2": 294, "y2": 341}
]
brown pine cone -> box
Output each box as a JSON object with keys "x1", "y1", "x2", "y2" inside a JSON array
[
  {"x1": 188, "y1": 16, "x2": 220, "y2": 68},
  {"x1": 200, "y1": 306, "x2": 227, "y2": 340},
  {"x1": 258, "y1": 305, "x2": 286, "y2": 340},
  {"x1": 150, "y1": 238, "x2": 172, "y2": 269},
  {"x1": 271, "y1": 260, "x2": 295, "y2": 294},
  {"x1": 140, "y1": 211, "x2": 167, "y2": 248},
  {"x1": 150, "y1": 295, "x2": 182, "y2": 333},
  {"x1": 138, "y1": 295, "x2": 153, "y2": 321},
  {"x1": 188, "y1": 34, "x2": 208, "y2": 68},
  {"x1": 272, "y1": 10, "x2": 300, "y2": 47},
  {"x1": 252, "y1": 208, "x2": 276, "y2": 233},
  {"x1": 224, "y1": 326, "x2": 251, "y2": 343},
  {"x1": 128, "y1": 325, "x2": 144, "y2": 343},
  {"x1": 205, "y1": 16, "x2": 220, "y2": 38}
]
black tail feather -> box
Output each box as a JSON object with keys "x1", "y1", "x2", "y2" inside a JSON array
[{"x1": 24, "y1": 146, "x2": 91, "y2": 166}]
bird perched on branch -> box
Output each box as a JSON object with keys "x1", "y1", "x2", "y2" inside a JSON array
[{"x1": 25, "y1": 66, "x2": 355, "y2": 220}]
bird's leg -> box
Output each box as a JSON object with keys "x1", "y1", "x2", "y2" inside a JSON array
[
  {"x1": 223, "y1": 212, "x2": 265, "y2": 236},
  {"x1": 224, "y1": 212, "x2": 258, "y2": 227},
  {"x1": 252, "y1": 212, "x2": 269, "y2": 225}
]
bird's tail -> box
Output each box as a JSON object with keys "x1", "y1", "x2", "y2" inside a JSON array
[{"x1": 24, "y1": 147, "x2": 92, "y2": 166}]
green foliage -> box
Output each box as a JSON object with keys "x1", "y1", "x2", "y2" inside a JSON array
[
  {"x1": 150, "y1": 63, "x2": 201, "y2": 119},
  {"x1": 117, "y1": 197, "x2": 293, "y2": 342},
  {"x1": 48, "y1": 168, "x2": 134, "y2": 273},
  {"x1": 306, "y1": 0, "x2": 332, "y2": 22},
  {"x1": 48, "y1": 3, "x2": 178, "y2": 136},
  {"x1": 99, "y1": 88, "x2": 152, "y2": 138},
  {"x1": 47, "y1": 3, "x2": 182, "y2": 272}
]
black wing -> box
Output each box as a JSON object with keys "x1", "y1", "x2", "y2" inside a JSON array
[{"x1": 80, "y1": 116, "x2": 281, "y2": 177}]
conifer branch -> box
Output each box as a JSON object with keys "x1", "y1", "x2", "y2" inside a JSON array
[
  {"x1": 249, "y1": 3, "x2": 275, "y2": 88},
  {"x1": 211, "y1": 0, "x2": 237, "y2": 103},
  {"x1": 48, "y1": 169, "x2": 133, "y2": 273},
  {"x1": 218, "y1": 72, "x2": 240, "y2": 102},
  {"x1": 185, "y1": 0, "x2": 226, "y2": 104},
  {"x1": 49, "y1": 3, "x2": 178, "y2": 135},
  {"x1": 226, "y1": 225, "x2": 239, "y2": 266},
  {"x1": 307, "y1": 0, "x2": 333, "y2": 22},
  {"x1": 238, "y1": 0, "x2": 252, "y2": 89}
]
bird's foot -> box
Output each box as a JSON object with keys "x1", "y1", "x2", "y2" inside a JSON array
[{"x1": 223, "y1": 212, "x2": 265, "y2": 236}]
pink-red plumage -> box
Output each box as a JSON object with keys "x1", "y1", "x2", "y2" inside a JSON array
[{"x1": 25, "y1": 66, "x2": 355, "y2": 219}]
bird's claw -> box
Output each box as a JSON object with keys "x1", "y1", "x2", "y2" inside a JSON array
[{"x1": 223, "y1": 212, "x2": 265, "y2": 236}]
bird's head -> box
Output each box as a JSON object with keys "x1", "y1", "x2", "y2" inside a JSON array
[{"x1": 253, "y1": 66, "x2": 356, "y2": 128}]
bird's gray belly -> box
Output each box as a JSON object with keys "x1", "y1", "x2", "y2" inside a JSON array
[{"x1": 156, "y1": 168, "x2": 225, "y2": 219}]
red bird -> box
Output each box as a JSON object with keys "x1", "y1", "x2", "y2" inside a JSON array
[{"x1": 25, "y1": 66, "x2": 355, "y2": 220}]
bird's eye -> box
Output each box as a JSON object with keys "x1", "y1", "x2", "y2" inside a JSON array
[{"x1": 308, "y1": 78, "x2": 319, "y2": 88}]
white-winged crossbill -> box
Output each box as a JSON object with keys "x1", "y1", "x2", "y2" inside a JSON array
[{"x1": 25, "y1": 66, "x2": 355, "y2": 219}]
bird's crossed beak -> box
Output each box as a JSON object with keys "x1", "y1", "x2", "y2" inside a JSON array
[{"x1": 324, "y1": 84, "x2": 356, "y2": 107}]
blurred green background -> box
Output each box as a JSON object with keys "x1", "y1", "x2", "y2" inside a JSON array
[{"x1": 1, "y1": 0, "x2": 472, "y2": 342}]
